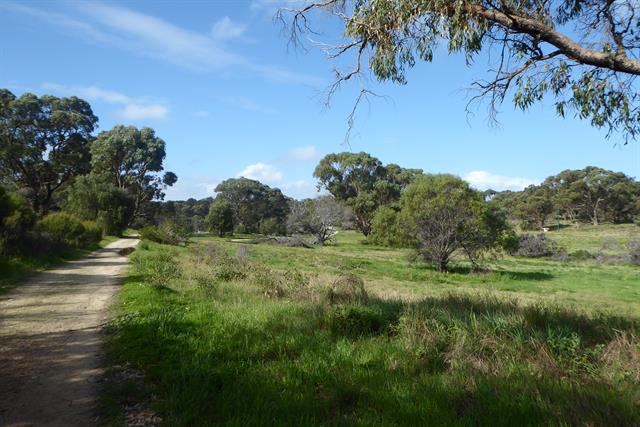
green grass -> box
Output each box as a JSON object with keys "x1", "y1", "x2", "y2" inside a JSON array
[
  {"x1": 103, "y1": 227, "x2": 640, "y2": 426},
  {"x1": 0, "y1": 235, "x2": 118, "y2": 294}
]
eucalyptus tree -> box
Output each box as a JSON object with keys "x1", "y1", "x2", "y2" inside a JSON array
[
  {"x1": 90, "y1": 125, "x2": 177, "y2": 224},
  {"x1": 0, "y1": 89, "x2": 98, "y2": 214},
  {"x1": 282, "y1": 1, "x2": 640, "y2": 143}
]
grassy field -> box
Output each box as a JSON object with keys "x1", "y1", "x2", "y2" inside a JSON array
[
  {"x1": 103, "y1": 225, "x2": 640, "y2": 426},
  {"x1": 0, "y1": 235, "x2": 119, "y2": 294}
]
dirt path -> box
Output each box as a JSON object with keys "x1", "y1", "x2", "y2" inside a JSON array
[{"x1": 0, "y1": 237, "x2": 139, "y2": 426}]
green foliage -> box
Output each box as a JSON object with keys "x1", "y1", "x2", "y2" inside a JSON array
[
  {"x1": 369, "y1": 205, "x2": 403, "y2": 246},
  {"x1": 205, "y1": 198, "x2": 234, "y2": 236},
  {"x1": 90, "y1": 125, "x2": 177, "y2": 224},
  {"x1": 0, "y1": 188, "x2": 37, "y2": 254},
  {"x1": 326, "y1": 304, "x2": 394, "y2": 338},
  {"x1": 514, "y1": 186, "x2": 554, "y2": 230},
  {"x1": 290, "y1": 2, "x2": 640, "y2": 142},
  {"x1": 398, "y1": 174, "x2": 512, "y2": 271},
  {"x1": 214, "y1": 177, "x2": 289, "y2": 234},
  {"x1": 314, "y1": 152, "x2": 422, "y2": 235},
  {"x1": 0, "y1": 89, "x2": 97, "y2": 214},
  {"x1": 37, "y1": 212, "x2": 102, "y2": 249},
  {"x1": 258, "y1": 217, "x2": 286, "y2": 236},
  {"x1": 140, "y1": 221, "x2": 188, "y2": 246},
  {"x1": 66, "y1": 174, "x2": 135, "y2": 236}
]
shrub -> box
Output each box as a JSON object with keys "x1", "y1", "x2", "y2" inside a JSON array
[
  {"x1": 326, "y1": 304, "x2": 391, "y2": 337},
  {"x1": 141, "y1": 221, "x2": 188, "y2": 246},
  {"x1": 81, "y1": 221, "x2": 104, "y2": 246},
  {"x1": 510, "y1": 234, "x2": 562, "y2": 258},
  {"x1": 37, "y1": 212, "x2": 101, "y2": 249},
  {"x1": 569, "y1": 249, "x2": 595, "y2": 261},
  {"x1": 328, "y1": 273, "x2": 368, "y2": 305},
  {"x1": 627, "y1": 240, "x2": 640, "y2": 265},
  {"x1": 0, "y1": 190, "x2": 36, "y2": 254},
  {"x1": 369, "y1": 206, "x2": 403, "y2": 247}
]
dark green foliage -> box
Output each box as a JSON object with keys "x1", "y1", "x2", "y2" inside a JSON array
[
  {"x1": 142, "y1": 198, "x2": 212, "y2": 233},
  {"x1": 496, "y1": 167, "x2": 640, "y2": 228},
  {"x1": 37, "y1": 212, "x2": 102, "y2": 249},
  {"x1": 205, "y1": 198, "x2": 234, "y2": 236},
  {"x1": 369, "y1": 205, "x2": 403, "y2": 246},
  {"x1": 214, "y1": 177, "x2": 289, "y2": 234},
  {"x1": 399, "y1": 175, "x2": 513, "y2": 271},
  {"x1": 66, "y1": 174, "x2": 135, "y2": 236},
  {"x1": 140, "y1": 221, "x2": 188, "y2": 246},
  {"x1": 511, "y1": 234, "x2": 563, "y2": 258},
  {"x1": 0, "y1": 89, "x2": 97, "y2": 214},
  {"x1": 90, "y1": 125, "x2": 177, "y2": 224},
  {"x1": 326, "y1": 304, "x2": 393, "y2": 338},
  {"x1": 314, "y1": 152, "x2": 422, "y2": 235},
  {"x1": 0, "y1": 188, "x2": 37, "y2": 254}
]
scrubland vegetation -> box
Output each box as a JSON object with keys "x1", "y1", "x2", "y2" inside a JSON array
[{"x1": 103, "y1": 224, "x2": 639, "y2": 425}]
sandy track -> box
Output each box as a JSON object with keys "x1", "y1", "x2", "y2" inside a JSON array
[{"x1": 0, "y1": 237, "x2": 139, "y2": 426}]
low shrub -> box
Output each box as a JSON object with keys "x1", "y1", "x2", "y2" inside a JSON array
[
  {"x1": 141, "y1": 221, "x2": 188, "y2": 246},
  {"x1": 326, "y1": 304, "x2": 394, "y2": 338},
  {"x1": 37, "y1": 212, "x2": 102, "y2": 249},
  {"x1": 327, "y1": 273, "x2": 368, "y2": 305},
  {"x1": 628, "y1": 241, "x2": 640, "y2": 266},
  {"x1": 569, "y1": 249, "x2": 595, "y2": 261},
  {"x1": 0, "y1": 190, "x2": 36, "y2": 255},
  {"x1": 510, "y1": 234, "x2": 563, "y2": 258}
]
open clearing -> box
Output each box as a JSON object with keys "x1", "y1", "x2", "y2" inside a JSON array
[
  {"x1": 0, "y1": 237, "x2": 138, "y2": 426},
  {"x1": 104, "y1": 225, "x2": 640, "y2": 426}
]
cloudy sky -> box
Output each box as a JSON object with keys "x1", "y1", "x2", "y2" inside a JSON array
[{"x1": 1, "y1": 0, "x2": 638, "y2": 200}]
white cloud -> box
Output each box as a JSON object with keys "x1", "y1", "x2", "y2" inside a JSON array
[
  {"x1": 4, "y1": 1, "x2": 322, "y2": 86},
  {"x1": 281, "y1": 180, "x2": 321, "y2": 199},
  {"x1": 218, "y1": 95, "x2": 276, "y2": 113},
  {"x1": 42, "y1": 82, "x2": 168, "y2": 121},
  {"x1": 463, "y1": 171, "x2": 540, "y2": 192},
  {"x1": 119, "y1": 104, "x2": 168, "y2": 120},
  {"x1": 288, "y1": 145, "x2": 321, "y2": 161},
  {"x1": 239, "y1": 163, "x2": 283, "y2": 184},
  {"x1": 211, "y1": 16, "x2": 246, "y2": 40}
]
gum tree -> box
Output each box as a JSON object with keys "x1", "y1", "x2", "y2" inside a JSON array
[{"x1": 282, "y1": 1, "x2": 640, "y2": 143}]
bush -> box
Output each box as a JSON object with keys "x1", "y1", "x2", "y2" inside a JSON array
[
  {"x1": 627, "y1": 240, "x2": 640, "y2": 265},
  {"x1": 510, "y1": 234, "x2": 563, "y2": 258},
  {"x1": 326, "y1": 304, "x2": 391, "y2": 337},
  {"x1": 328, "y1": 273, "x2": 368, "y2": 305},
  {"x1": 0, "y1": 189, "x2": 36, "y2": 254},
  {"x1": 141, "y1": 221, "x2": 188, "y2": 246},
  {"x1": 37, "y1": 212, "x2": 102, "y2": 249},
  {"x1": 570, "y1": 249, "x2": 595, "y2": 261},
  {"x1": 369, "y1": 206, "x2": 404, "y2": 247}
]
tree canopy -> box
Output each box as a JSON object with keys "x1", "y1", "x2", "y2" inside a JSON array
[
  {"x1": 0, "y1": 89, "x2": 98, "y2": 214},
  {"x1": 90, "y1": 125, "x2": 177, "y2": 224},
  {"x1": 314, "y1": 152, "x2": 422, "y2": 235},
  {"x1": 283, "y1": 1, "x2": 640, "y2": 143},
  {"x1": 213, "y1": 177, "x2": 290, "y2": 234}
]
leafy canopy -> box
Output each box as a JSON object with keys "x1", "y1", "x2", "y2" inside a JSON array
[
  {"x1": 284, "y1": 1, "x2": 640, "y2": 143},
  {"x1": 0, "y1": 89, "x2": 97, "y2": 213}
]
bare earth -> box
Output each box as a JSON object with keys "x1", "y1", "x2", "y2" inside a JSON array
[{"x1": 0, "y1": 238, "x2": 139, "y2": 427}]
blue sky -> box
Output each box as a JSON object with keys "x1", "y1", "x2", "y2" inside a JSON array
[{"x1": 1, "y1": 0, "x2": 638, "y2": 200}]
